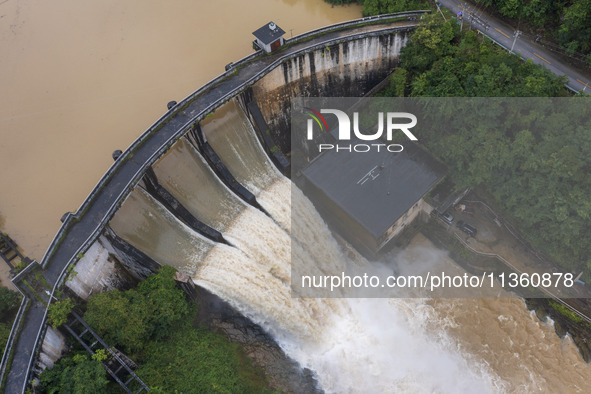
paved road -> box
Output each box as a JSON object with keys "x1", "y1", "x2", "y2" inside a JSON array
[
  {"x1": 439, "y1": 0, "x2": 591, "y2": 93},
  {"x1": 3, "y1": 17, "x2": 420, "y2": 394}
]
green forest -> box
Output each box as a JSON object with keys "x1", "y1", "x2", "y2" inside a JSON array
[
  {"x1": 38, "y1": 267, "x2": 272, "y2": 393},
  {"x1": 374, "y1": 11, "x2": 591, "y2": 278},
  {"x1": 472, "y1": 0, "x2": 591, "y2": 63},
  {"x1": 325, "y1": 0, "x2": 591, "y2": 64},
  {"x1": 0, "y1": 286, "x2": 20, "y2": 356}
]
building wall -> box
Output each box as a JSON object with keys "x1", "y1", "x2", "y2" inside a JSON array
[
  {"x1": 270, "y1": 38, "x2": 283, "y2": 52},
  {"x1": 377, "y1": 198, "x2": 433, "y2": 250},
  {"x1": 300, "y1": 177, "x2": 378, "y2": 257},
  {"x1": 255, "y1": 38, "x2": 284, "y2": 53},
  {"x1": 37, "y1": 327, "x2": 66, "y2": 371},
  {"x1": 303, "y1": 187, "x2": 434, "y2": 256}
]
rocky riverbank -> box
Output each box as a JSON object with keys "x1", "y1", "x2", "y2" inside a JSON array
[
  {"x1": 526, "y1": 298, "x2": 591, "y2": 363},
  {"x1": 420, "y1": 220, "x2": 591, "y2": 364},
  {"x1": 194, "y1": 286, "x2": 322, "y2": 393}
]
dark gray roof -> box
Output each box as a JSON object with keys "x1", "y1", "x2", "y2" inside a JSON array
[
  {"x1": 252, "y1": 22, "x2": 285, "y2": 45},
  {"x1": 302, "y1": 142, "x2": 445, "y2": 238}
]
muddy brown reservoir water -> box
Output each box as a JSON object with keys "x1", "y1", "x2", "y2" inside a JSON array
[{"x1": 0, "y1": 0, "x2": 361, "y2": 258}]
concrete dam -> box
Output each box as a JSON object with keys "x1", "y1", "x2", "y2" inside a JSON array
[{"x1": 3, "y1": 12, "x2": 429, "y2": 393}]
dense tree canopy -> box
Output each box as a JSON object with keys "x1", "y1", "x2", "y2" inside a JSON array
[
  {"x1": 323, "y1": 0, "x2": 429, "y2": 15},
  {"x1": 362, "y1": 0, "x2": 428, "y2": 16},
  {"x1": 380, "y1": 14, "x2": 591, "y2": 277},
  {"x1": 135, "y1": 321, "x2": 271, "y2": 393},
  {"x1": 418, "y1": 99, "x2": 591, "y2": 275},
  {"x1": 559, "y1": 0, "x2": 591, "y2": 57},
  {"x1": 0, "y1": 287, "x2": 20, "y2": 355},
  {"x1": 351, "y1": 0, "x2": 591, "y2": 64},
  {"x1": 392, "y1": 17, "x2": 568, "y2": 97},
  {"x1": 57, "y1": 266, "x2": 272, "y2": 392},
  {"x1": 47, "y1": 298, "x2": 73, "y2": 328},
  {"x1": 323, "y1": 0, "x2": 359, "y2": 4},
  {"x1": 84, "y1": 265, "x2": 189, "y2": 353},
  {"x1": 37, "y1": 353, "x2": 108, "y2": 394},
  {"x1": 0, "y1": 287, "x2": 19, "y2": 322},
  {"x1": 473, "y1": 0, "x2": 591, "y2": 63}
]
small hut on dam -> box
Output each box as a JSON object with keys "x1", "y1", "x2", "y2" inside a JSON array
[
  {"x1": 301, "y1": 143, "x2": 445, "y2": 256},
  {"x1": 252, "y1": 21, "x2": 285, "y2": 53}
]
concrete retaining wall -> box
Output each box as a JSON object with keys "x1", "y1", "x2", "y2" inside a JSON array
[{"x1": 252, "y1": 32, "x2": 409, "y2": 153}]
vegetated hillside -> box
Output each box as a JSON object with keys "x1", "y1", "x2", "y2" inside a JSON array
[
  {"x1": 330, "y1": 0, "x2": 591, "y2": 64},
  {"x1": 38, "y1": 266, "x2": 272, "y2": 393},
  {"x1": 378, "y1": 14, "x2": 590, "y2": 279},
  {"x1": 473, "y1": 0, "x2": 591, "y2": 65}
]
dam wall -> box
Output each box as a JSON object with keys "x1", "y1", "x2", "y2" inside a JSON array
[
  {"x1": 64, "y1": 240, "x2": 136, "y2": 300},
  {"x1": 251, "y1": 32, "x2": 409, "y2": 153}
]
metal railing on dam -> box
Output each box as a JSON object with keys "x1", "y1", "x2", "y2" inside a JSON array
[{"x1": 1, "y1": 11, "x2": 427, "y2": 393}]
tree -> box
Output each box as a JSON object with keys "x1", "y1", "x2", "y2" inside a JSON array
[
  {"x1": 84, "y1": 266, "x2": 189, "y2": 353},
  {"x1": 0, "y1": 322, "x2": 11, "y2": 355},
  {"x1": 323, "y1": 0, "x2": 358, "y2": 5},
  {"x1": 383, "y1": 68, "x2": 408, "y2": 97},
  {"x1": 135, "y1": 265, "x2": 189, "y2": 340},
  {"x1": 47, "y1": 298, "x2": 73, "y2": 328},
  {"x1": 471, "y1": 0, "x2": 591, "y2": 58},
  {"x1": 37, "y1": 353, "x2": 108, "y2": 394},
  {"x1": 386, "y1": 17, "x2": 591, "y2": 277},
  {"x1": 135, "y1": 323, "x2": 271, "y2": 393},
  {"x1": 0, "y1": 287, "x2": 19, "y2": 321},
  {"x1": 84, "y1": 289, "x2": 150, "y2": 353},
  {"x1": 521, "y1": 0, "x2": 563, "y2": 27},
  {"x1": 559, "y1": 0, "x2": 591, "y2": 56}
]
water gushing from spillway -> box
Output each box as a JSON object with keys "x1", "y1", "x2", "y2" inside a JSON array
[
  {"x1": 201, "y1": 100, "x2": 290, "y2": 231},
  {"x1": 109, "y1": 187, "x2": 213, "y2": 274},
  {"x1": 110, "y1": 180, "x2": 502, "y2": 391},
  {"x1": 194, "y1": 182, "x2": 503, "y2": 393},
  {"x1": 109, "y1": 101, "x2": 591, "y2": 392},
  {"x1": 153, "y1": 137, "x2": 246, "y2": 232},
  {"x1": 153, "y1": 136, "x2": 292, "y2": 285},
  {"x1": 201, "y1": 100, "x2": 280, "y2": 194},
  {"x1": 164, "y1": 102, "x2": 504, "y2": 390}
]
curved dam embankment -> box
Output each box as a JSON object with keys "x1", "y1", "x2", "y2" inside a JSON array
[
  {"x1": 49, "y1": 15, "x2": 418, "y2": 285},
  {"x1": 3, "y1": 12, "x2": 426, "y2": 393},
  {"x1": 97, "y1": 27, "x2": 412, "y2": 280}
]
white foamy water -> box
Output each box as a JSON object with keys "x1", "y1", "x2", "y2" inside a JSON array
[
  {"x1": 111, "y1": 101, "x2": 591, "y2": 393},
  {"x1": 257, "y1": 177, "x2": 292, "y2": 234},
  {"x1": 288, "y1": 298, "x2": 504, "y2": 393},
  {"x1": 193, "y1": 183, "x2": 504, "y2": 393}
]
